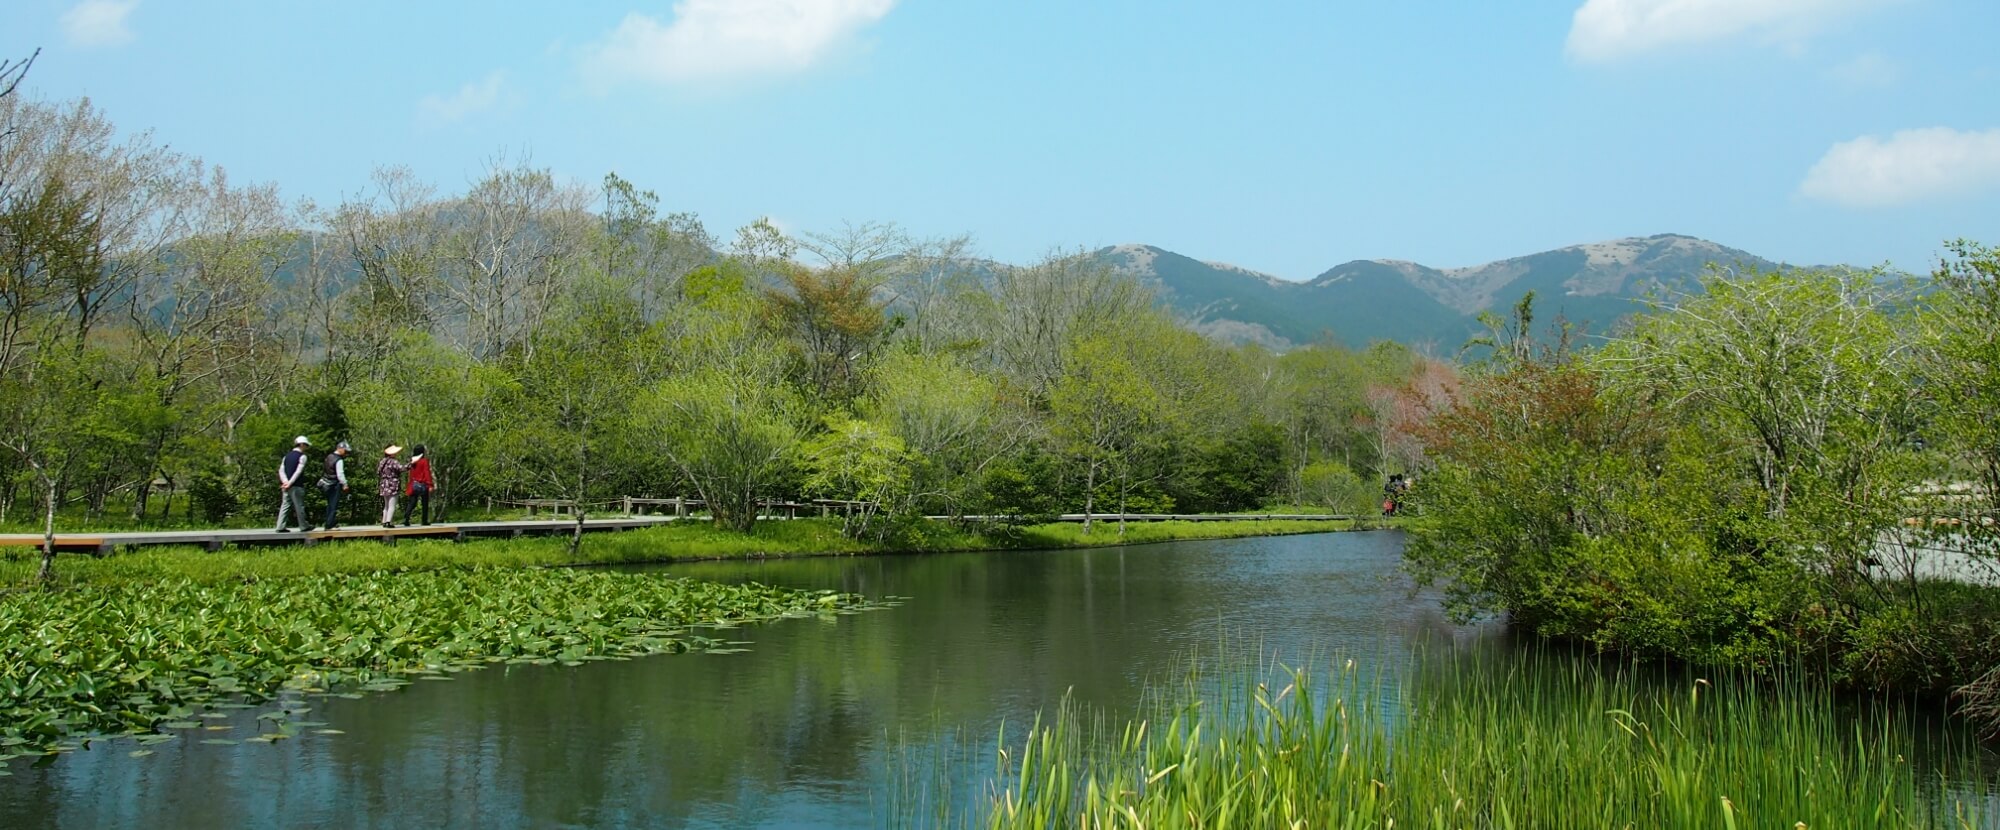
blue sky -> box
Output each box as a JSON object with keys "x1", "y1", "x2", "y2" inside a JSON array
[{"x1": 4, "y1": 0, "x2": 1998, "y2": 278}]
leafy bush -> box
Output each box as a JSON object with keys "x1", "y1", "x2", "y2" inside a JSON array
[
  {"x1": 1297, "y1": 460, "x2": 1374, "y2": 515},
  {"x1": 979, "y1": 450, "x2": 1063, "y2": 523},
  {"x1": 187, "y1": 466, "x2": 239, "y2": 523}
]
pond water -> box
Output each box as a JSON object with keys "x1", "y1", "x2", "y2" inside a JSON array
[{"x1": 0, "y1": 531, "x2": 1982, "y2": 827}]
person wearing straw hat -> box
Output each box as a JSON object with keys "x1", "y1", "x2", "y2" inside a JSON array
[
  {"x1": 275, "y1": 435, "x2": 315, "y2": 532},
  {"x1": 377, "y1": 444, "x2": 407, "y2": 527}
]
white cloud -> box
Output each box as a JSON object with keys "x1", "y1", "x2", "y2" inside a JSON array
[
  {"x1": 417, "y1": 72, "x2": 512, "y2": 128},
  {"x1": 581, "y1": 0, "x2": 896, "y2": 88},
  {"x1": 1799, "y1": 127, "x2": 2000, "y2": 207},
  {"x1": 60, "y1": 0, "x2": 139, "y2": 48},
  {"x1": 1826, "y1": 50, "x2": 1900, "y2": 88},
  {"x1": 1566, "y1": 0, "x2": 1893, "y2": 63}
]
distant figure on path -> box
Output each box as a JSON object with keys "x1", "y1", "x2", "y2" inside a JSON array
[
  {"x1": 404, "y1": 444, "x2": 434, "y2": 526},
  {"x1": 1382, "y1": 473, "x2": 1409, "y2": 517},
  {"x1": 319, "y1": 441, "x2": 352, "y2": 529},
  {"x1": 378, "y1": 445, "x2": 406, "y2": 527},
  {"x1": 275, "y1": 435, "x2": 314, "y2": 532}
]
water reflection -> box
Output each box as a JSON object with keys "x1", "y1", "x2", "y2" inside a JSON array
[{"x1": 2, "y1": 531, "x2": 1982, "y2": 828}]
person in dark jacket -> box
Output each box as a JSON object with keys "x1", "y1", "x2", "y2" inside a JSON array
[
  {"x1": 319, "y1": 441, "x2": 352, "y2": 530},
  {"x1": 403, "y1": 445, "x2": 435, "y2": 526},
  {"x1": 275, "y1": 435, "x2": 314, "y2": 532}
]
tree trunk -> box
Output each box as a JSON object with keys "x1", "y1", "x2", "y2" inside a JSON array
[
  {"x1": 84, "y1": 478, "x2": 105, "y2": 518},
  {"x1": 568, "y1": 447, "x2": 587, "y2": 558},
  {"x1": 1081, "y1": 462, "x2": 1096, "y2": 535},
  {"x1": 1116, "y1": 475, "x2": 1128, "y2": 539},
  {"x1": 132, "y1": 477, "x2": 151, "y2": 520},
  {"x1": 39, "y1": 477, "x2": 58, "y2": 583}
]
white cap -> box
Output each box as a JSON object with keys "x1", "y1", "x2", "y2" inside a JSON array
[{"x1": 294, "y1": 435, "x2": 311, "y2": 445}]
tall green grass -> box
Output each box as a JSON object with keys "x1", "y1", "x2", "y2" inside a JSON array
[{"x1": 980, "y1": 650, "x2": 1991, "y2": 829}]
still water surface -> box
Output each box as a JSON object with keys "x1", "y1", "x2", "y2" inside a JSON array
[{"x1": 0, "y1": 531, "x2": 1966, "y2": 827}]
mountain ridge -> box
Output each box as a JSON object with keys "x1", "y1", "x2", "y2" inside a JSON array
[{"x1": 1093, "y1": 233, "x2": 1792, "y2": 350}]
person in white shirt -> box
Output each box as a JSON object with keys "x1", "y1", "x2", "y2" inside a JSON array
[{"x1": 275, "y1": 436, "x2": 313, "y2": 532}]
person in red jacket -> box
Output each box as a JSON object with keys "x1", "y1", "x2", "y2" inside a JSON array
[{"x1": 403, "y1": 444, "x2": 435, "y2": 526}]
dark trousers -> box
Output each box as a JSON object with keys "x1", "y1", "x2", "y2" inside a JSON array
[
  {"x1": 321, "y1": 482, "x2": 344, "y2": 528},
  {"x1": 403, "y1": 483, "x2": 432, "y2": 526}
]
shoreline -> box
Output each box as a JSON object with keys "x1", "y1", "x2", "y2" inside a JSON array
[
  {"x1": 0, "y1": 518, "x2": 1384, "y2": 755},
  {"x1": 0, "y1": 517, "x2": 1393, "y2": 589}
]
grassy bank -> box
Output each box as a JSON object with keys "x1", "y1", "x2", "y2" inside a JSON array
[
  {"x1": 978, "y1": 651, "x2": 1989, "y2": 829},
  {"x1": 0, "y1": 567, "x2": 889, "y2": 758},
  {"x1": 0, "y1": 517, "x2": 1365, "y2": 589}
]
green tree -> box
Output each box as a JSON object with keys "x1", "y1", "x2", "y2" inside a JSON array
[
  {"x1": 125, "y1": 166, "x2": 294, "y2": 518},
  {"x1": 642, "y1": 366, "x2": 802, "y2": 532},
  {"x1": 863, "y1": 349, "x2": 1022, "y2": 518},
  {"x1": 980, "y1": 251, "x2": 1149, "y2": 402},
  {"x1": 798, "y1": 416, "x2": 912, "y2": 539},
  {"x1": 1460, "y1": 291, "x2": 1575, "y2": 372},
  {"x1": 761, "y1": 261, "x2": 889, "y2": 408},
  {"x1": 1604, "y1": 267, "x2": 1919, "y2": 586},
  {"x1": 343, "y1": 334, "x2": 511, "y2": 519},
  {"x1": 1049, "y1": 333, "x2": 1161, "y2": 534},
  {"x1": 1268, "y1": 344, "x2": 1372, "y2": 497},
  {"x1": 492, "y1": 279, "x2": 651, "y2": 554},
  {"x1": 1171, "y1": 422, "x2": 1286, "y2": 513},
  {"x1": 1918, "y1": 241, "x2": 2000, "y2": 514},
  {"x1": 1048, "y1": 317, "x2": 1238, "y2": 534},
  {"x1": 1296, "y1": 460, "x2": 1372, "y2": 514},
  {"x1": 0, "y1": 347, "x2": 117, "y2": 579}
]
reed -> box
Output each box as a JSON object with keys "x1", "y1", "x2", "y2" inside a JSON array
[{"x1": 980, "y1": 650, "x2": 1989, "y2": 829}]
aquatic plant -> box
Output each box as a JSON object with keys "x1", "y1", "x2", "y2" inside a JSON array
[
  {"x1": 982, "y1": 651, "x2": 1990, "y2": 829},
  {"x1": 0, "y1": 568, "x2": 885, "y2": 757}
]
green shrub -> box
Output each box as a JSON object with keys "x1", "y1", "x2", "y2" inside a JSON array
[
  {"x1": 1297, "y1": 460, "x2": 1373, "y2": 514},
  {"x1": 187, "y1": 466, "x2": 239, "y2": 523}
]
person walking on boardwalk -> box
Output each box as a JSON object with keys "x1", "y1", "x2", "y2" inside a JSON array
[
  {"x1": 403, "y1": 444, "x2": 434, "y2": 526},
  {"x1": 275, "y1": 435, "x2": 314, "y2": 532},
  {"x1": 319, "y1": 441, "x2": 352, "y2": 530},
  {"x1": 1381, "y1": 473, "x2": 1409, "y2": 517},
  {"x1": 377, "y1": 445, "x2": 406, "y2": 527}
]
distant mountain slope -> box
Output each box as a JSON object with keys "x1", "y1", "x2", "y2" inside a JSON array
[{"x1": 1096, "y1": 234, "x2": 1788, "y2": 350}]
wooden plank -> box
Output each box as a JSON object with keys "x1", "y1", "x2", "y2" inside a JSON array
[
  {"x1": 1, "y1": 512, "x2": 1347, "y2": 556},
  {"x1": 0, "y1": 515, "x2": 682, "y2": 555}
]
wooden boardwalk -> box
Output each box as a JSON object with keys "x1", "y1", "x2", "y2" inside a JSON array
[
  {"x1": 0, "y1": 516, "x2": 680, "y2": 555},
  {"x1": 0, "y1": 511, "x2": 1357, "y2": 556}
]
